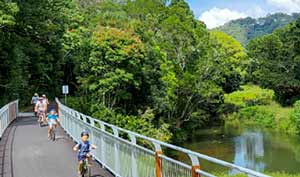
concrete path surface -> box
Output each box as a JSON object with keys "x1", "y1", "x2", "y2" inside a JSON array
[{"x1": 0, "y1": 116, "x2": 114, "y2": 177}]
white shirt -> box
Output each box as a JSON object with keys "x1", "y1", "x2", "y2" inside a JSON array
[{"x1": 36, "y1": 101, "x2": 46, "y2": 111}]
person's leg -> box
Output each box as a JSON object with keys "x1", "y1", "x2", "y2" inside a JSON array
[
  {"x1": 33, "y1": 105, "x2": 36, "y2": 116},
  {"x1": 48, "y1": 126, "x2": 52, "y2": 138},
  {"x1": 37, "y1": 111, "x2": 41, "y2": 122},
  {"x1": 42, "y1": 112, "x2": 46, "y2": 124},
  {"x1": 86, "y1": 154, "x2": 92, "y2": 166},
  {"x1": 78, "y1": 160, "x2": 83, "y2": 175}
]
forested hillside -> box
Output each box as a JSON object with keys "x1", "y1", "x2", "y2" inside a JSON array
[{"x1": 217, "y1": 13, "x2": 300, "y2": 46}]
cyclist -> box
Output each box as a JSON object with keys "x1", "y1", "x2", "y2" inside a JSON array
[
  {"x1": 73, "y1": 131, "x2": 97, "y2": 176},
  {"x1": 31, "y1": 93, "x2": 39, "y2": 116},
  {"x1": 35, "y1": 97, "x2": 46, "y2": 124},
  {"x1": 46, "y1": 109, "x2": 59, "y2": 139},
  {"x1": 42, "y1": 94, "x2": 49, "y2": 112}
]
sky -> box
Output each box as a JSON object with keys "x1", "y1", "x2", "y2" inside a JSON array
[{"x1": 186, "y1": 0, "x2": 300, "y2": 29}]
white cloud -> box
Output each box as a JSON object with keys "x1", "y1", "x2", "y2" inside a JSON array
[
  {"x1": 199, "y1": 7, "x2": 247, "y2": 29},
  {"x1": 267, "y1": 0, "x2": 300, "y2": 13},
  {"x1": 246, "y1": 6, "x2": 267, "y2": 18}
]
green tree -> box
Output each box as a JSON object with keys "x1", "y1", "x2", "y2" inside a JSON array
[
  {"x1": 210, "y1": 30, "x2": 248, "y2": 93},
  {"x1": 79, "y1": 27, "x2": 146, "y2": 112},
  {"x1": 0, "y1": 1, "x2": 18, "y2": 27},
  {"x1": 248, "y1": 18, "x2": 300, "y2": 105}
]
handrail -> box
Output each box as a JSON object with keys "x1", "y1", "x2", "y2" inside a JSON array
[
  {"x1": 56, "y1": 98, "x2": 270, "y2": 177},
  {"x1": 0, "y1": 100, "x2": 19, "y2": 138}
]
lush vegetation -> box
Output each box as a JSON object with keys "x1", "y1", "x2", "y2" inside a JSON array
[
  {"x1": 247, "y1": 17, "x2": 300, "y2": 106},
  {"x1": 218, "y1": 13, "x2": 300, "y2": 46},
  {"x1": 2, "y1": 0, "x2": 300, "y2": 175},
  {"x1": 0, "y1": 0, "x2": 74, "y2": 105},
  {"x1": 0, "y1": 0, "x2": 248, "y2": 141},
  {"x1": 1, "y1": 0, "x2": 300, "y2": 145}
]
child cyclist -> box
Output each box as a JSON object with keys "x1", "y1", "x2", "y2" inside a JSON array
[
  {"x1": 46, "y1": 109, "x2": 60, "y2": 138},
  {"x1": 73, "y1": 131, "x2": 97, "y2": 175}
]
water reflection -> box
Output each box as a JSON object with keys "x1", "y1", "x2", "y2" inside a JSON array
[
  {"x1": 179, "y1": 128, "x2": 300, "y2": 174},
  {"x1": 232, "y1": 131, "x2": 265, "y2": 174}
]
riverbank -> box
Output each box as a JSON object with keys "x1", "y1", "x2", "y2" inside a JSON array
[
  {"x1": 173, "y1": 86, "x2": 300, "y2": 175},
  {"x1": 224, "y1": 85, "x2": 299, "y2": 135}
]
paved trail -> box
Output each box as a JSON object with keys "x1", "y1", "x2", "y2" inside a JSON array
[{"x1": 0, "y1": 116, "x2": 114, "y2": 177}]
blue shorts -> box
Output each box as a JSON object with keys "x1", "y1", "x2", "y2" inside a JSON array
[
  {"x1": 78, "y1": 153, "x2": 91, "y2": 161},
  {"x1": 48, "y1": 119, "x2": 57, "y2": 128}
]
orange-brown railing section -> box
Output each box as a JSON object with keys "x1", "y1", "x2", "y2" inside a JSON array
[
  {"x1": 155, "y1": 150, "x2": 201, "y2": 177},
  {"x1": 192, "y1": 165, "x2": 201, "y2": 177},
  {"x1": 155, "y1": 150, "x2": 163, "y2": 177}
]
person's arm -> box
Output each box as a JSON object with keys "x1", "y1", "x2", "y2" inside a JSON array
[
  {"x1": 56, "y1": 115, "x2": 60, "y2": 122},
  {"x1": 91, "y1": 144, "x2": 97, "y2": 149},
  {"x1": 43, "y1": 104, "x2": 47, "y2": 112},
  {"x1": 73, "y1": 144, "x2": 79, "y2": 151},
  {"x1": 34, "y1": 103, "x2": 38, "y2": 112}
]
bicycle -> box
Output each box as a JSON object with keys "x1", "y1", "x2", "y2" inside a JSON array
[
  {"x1": 49, "y1": 124, "x2": 56, "y2": 141},
  {"x1": 37, "y1": 111, "x2": 45, "y2": 127},
  {"x1": 48, "y1": 118, "x2": 59, "y2": 141},
  {"x1": 79, "y1": 156, "x2": 91, "y2": 177}
]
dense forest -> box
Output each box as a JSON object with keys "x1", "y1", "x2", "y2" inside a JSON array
[
  {"x1": 1, "y1": 0, "x2": 300, "y2": 143},
  {"x1": 218, "y1": 13, "x2": 300, "y2": 46}
]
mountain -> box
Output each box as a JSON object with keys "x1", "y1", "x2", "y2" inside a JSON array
[{"x1": 217, "y1": 13, "x2": 300, "y2": 46}]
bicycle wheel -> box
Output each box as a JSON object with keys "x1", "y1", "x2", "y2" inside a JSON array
[
  {"x1": 87, "y1": 166, "x2": 91, "y2": 177},
  {"x1": 81, "y1": 164, "x2": 87, "y2": 177},
  {"x1": 39, "y1": 119, "x2": 43, "y2": 127},
  {"x1": 52, "y1": 130, "x2": 56, "y2": 141},
  {"x1": 82, "y1": 166, "x2": 91, "y2": 177}
]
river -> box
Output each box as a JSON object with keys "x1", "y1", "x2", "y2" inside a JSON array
[{"x1": 174, "y1": 128, "x2": 300, "y2": 174}]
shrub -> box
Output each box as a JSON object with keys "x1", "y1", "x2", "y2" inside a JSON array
[
  {"x1": 91, "y1": 103, "x2": 172, "y2": 142},
  {"x1": 64, "y1": 96, "x2": 92, "y2": 115},
  {"x1": 239, "y1": 106, "x2": 276, "y2": 128},
  {"x1": 225, "y1": 85, "x2": 274, "y2": 107},
  {"x1": 290, "y1": 101, "x2": 300, "y2": 135}
]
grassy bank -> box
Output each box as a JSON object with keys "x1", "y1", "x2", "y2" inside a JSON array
[{"x1": 224, "y1": 85, "x2": 299, "y2": 135}]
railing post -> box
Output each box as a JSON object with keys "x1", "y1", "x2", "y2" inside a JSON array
[
  {"x1": 112, "y1": 126, "x2": 120, "y2": 175},
  {"x1": 81, "y1": 114, "x2": 87, "y2": 123},
  {"x1": 129, "y1": 133, "x2": 138, "y2": 177},
  {"x1": 16, "y1": 100, "x2": 19, "y2": 118},
  {"x1": 189, "y1": 154, "x2": 201, "y2": 177},
  {"x1": 90, "y1": 117, "x2": 95, "y2": 127},
  {"x1": 89, "y1": 118, "x2": 95, "y2": 158},
  {"x1": 100, "y1": 122, "x2": 106, "y2": 167},
  {"x1": 153, "y1": 142, "x2": 163, "y2": 177},
  {"x1": 58, "y1": 103, "x2": 62, "y2": 128}
]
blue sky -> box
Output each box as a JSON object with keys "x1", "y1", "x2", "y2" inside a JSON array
[{"x1": 186, "y1": 0, "x2": 300, "y2": 28}]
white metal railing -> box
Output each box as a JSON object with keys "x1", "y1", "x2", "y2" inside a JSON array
[
  {"x1": 0, "y1": 100, "x2": 19, "y2": 138},
  {"x1": 56, "y1": 98, "x2": 270, "y2": 177}
]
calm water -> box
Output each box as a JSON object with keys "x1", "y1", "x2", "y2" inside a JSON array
[{"x1": 175, "y1": 129, "x2": 300, "y2": 174}]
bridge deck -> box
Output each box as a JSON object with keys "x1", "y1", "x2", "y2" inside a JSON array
[{"x1": 0, "y1": 115, "x2": 114, "y2": 177}]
